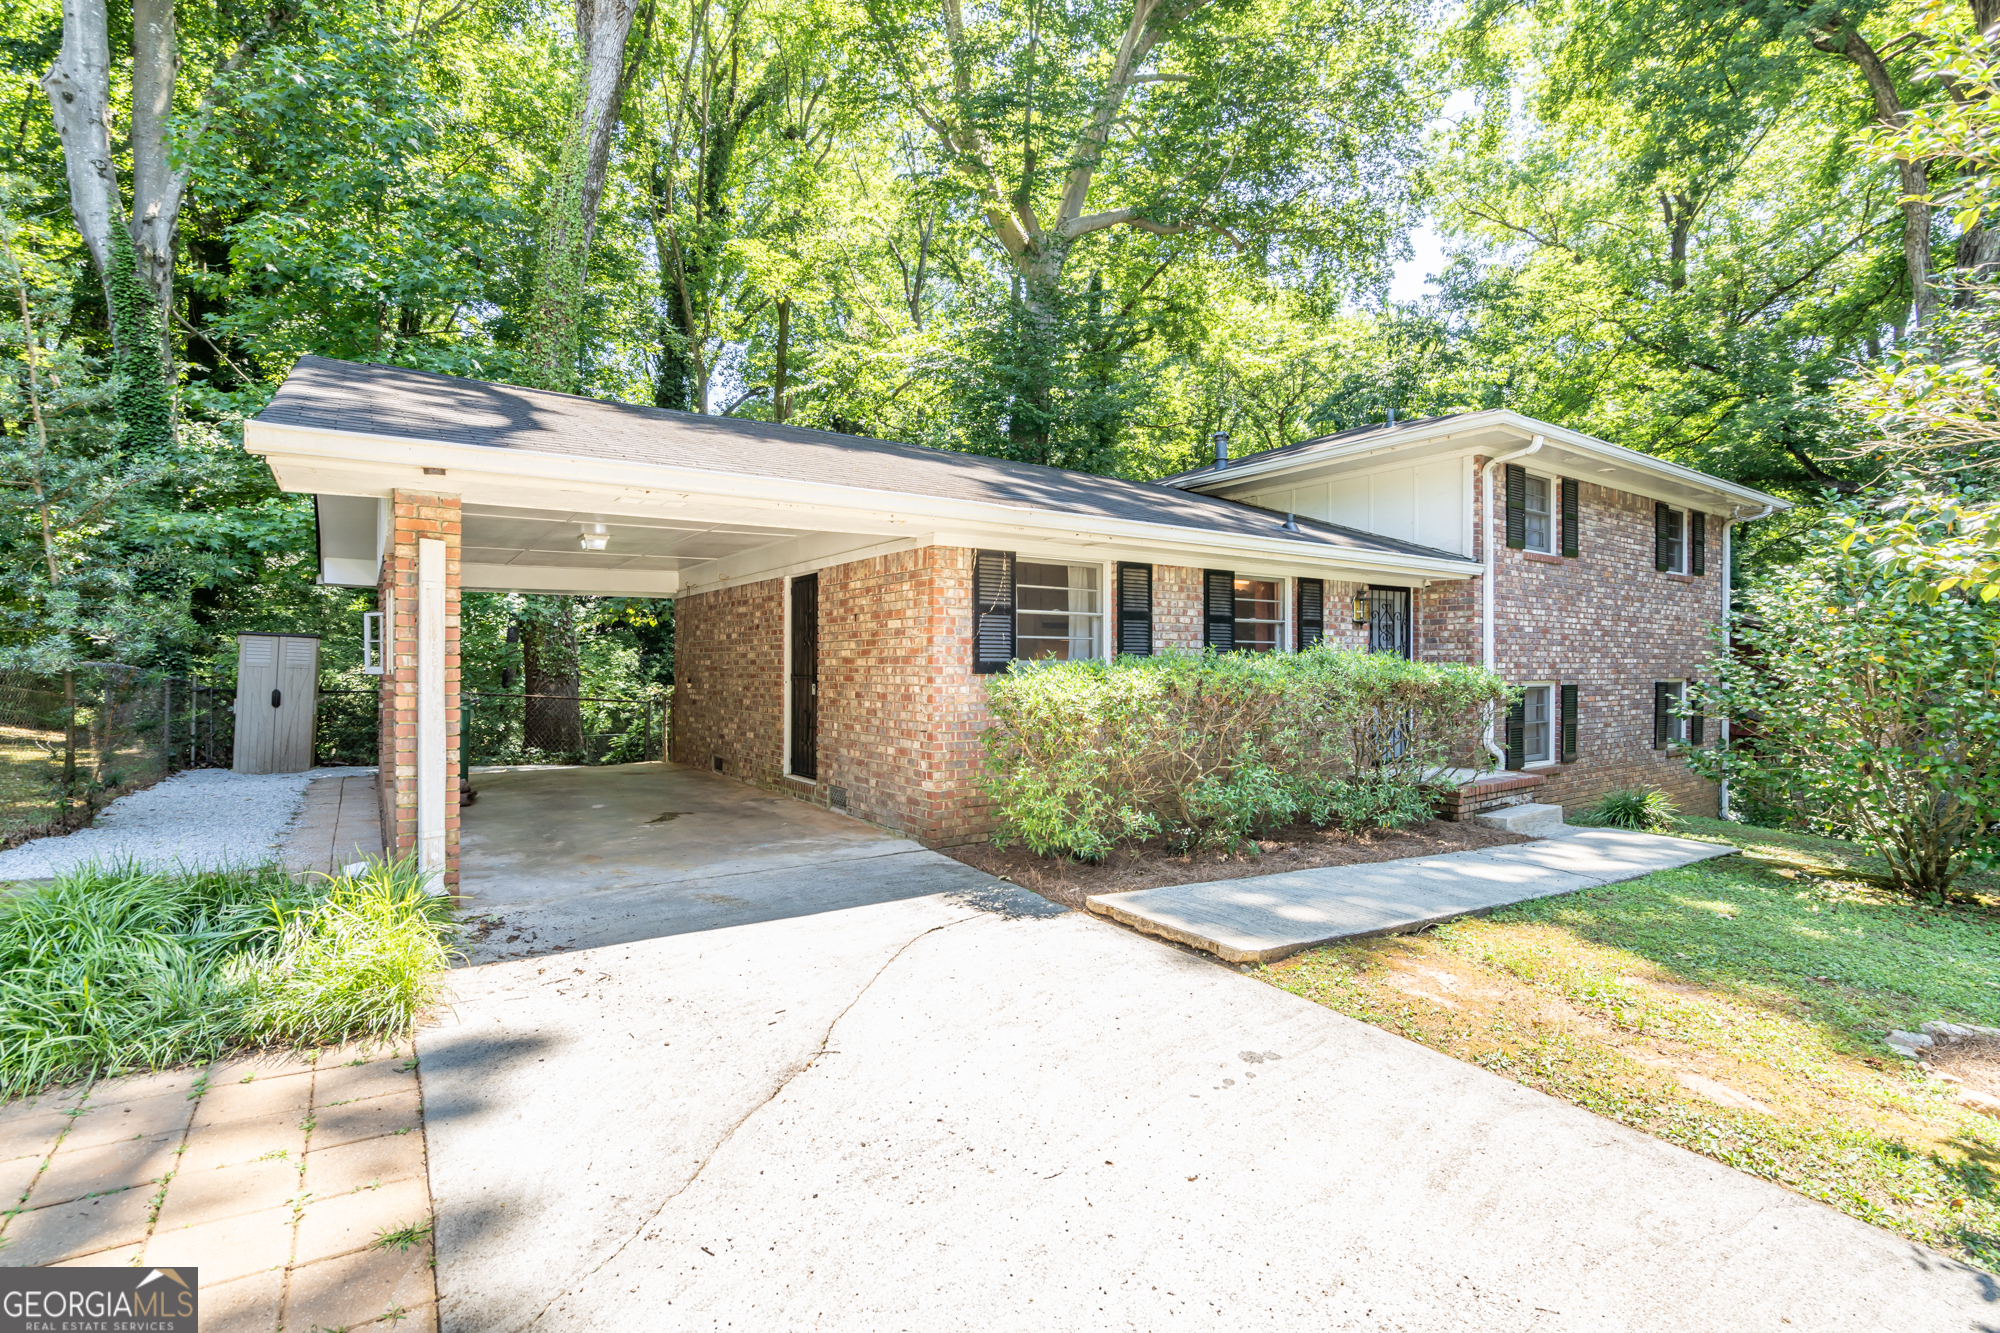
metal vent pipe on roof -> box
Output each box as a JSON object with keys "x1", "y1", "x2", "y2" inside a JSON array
[{"x1": 1213, "y1": 431, "x2": 1230, "y2": 469}]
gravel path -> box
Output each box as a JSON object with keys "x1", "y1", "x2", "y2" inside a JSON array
[{"x1": 0, "y1": 767, "x2": 367, "y2": 881}]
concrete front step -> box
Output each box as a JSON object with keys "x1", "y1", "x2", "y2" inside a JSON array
[{"x1": 1473, "y1": 802, "x2": 1567, "y2": 836}]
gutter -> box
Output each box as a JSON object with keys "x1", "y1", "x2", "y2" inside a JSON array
[
  {"x1": 1479, "y1": 436, "x2": 1544, "y2": 767},
  {"x1": 1716, "y1": 502, "x2": 1775, "y2": 820}
]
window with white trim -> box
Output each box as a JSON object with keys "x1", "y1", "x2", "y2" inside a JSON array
[
  {"x1": 1522, "y1": 684, "x2": 1554, "y2": 765},
  {"x1": 1234, "y1": 577, "x2": 1282, "y2": 652},
  {"x1": 1523, "y1": 475, "x2": 1553, "y2": 553},
  {"x1": 1662, "y1": 679, "x2": 1688, "y2": 744},
  {"x1": 1015, "y1": 562, "x2": 1103, "y2": 661},
  {"x1": 1663, "y1": 507, "x2": 1687, "y2": 573}
]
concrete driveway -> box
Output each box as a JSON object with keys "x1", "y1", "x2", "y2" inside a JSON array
[{"x1": 419, "y1": 768, "x2": 1995, "y2": 1331}]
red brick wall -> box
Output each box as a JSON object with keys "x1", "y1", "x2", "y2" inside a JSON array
[
  {"x1": 376, "y1": 489, "x2": 461, "y2": 887},
  {"x1": 669, "y1": 577, "x2": 784, "y2": 783},
  {"x1": 1152, "y1": 565, "x2": 1204, "y2": 651},
  {"x1": 1485, "y1": 477, "x2": 1725, "y2": 815}
]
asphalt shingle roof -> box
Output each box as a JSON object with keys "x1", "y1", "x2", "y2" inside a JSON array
[
  {"x1": 257, "y1": 356, "x2": 1472, "y2": 564},
  {"x1": 1157, "y1": 415, "x2": 1467, "y2": 487}
]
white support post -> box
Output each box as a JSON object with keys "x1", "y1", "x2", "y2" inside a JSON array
[{"x1": 417, "y1": 537, "x2": 446, "y2": 873}]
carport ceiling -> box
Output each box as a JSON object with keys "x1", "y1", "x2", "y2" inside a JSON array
[{"x1": 459, "y1": 502, "x2": 813, "y2": 594}]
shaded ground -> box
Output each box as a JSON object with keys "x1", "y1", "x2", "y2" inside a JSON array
[
  {"x1": 1257, "y1": 817, "x2": 2000, "y2": 1271},
  {"x1": 945, "y1": 817, "x2": 1527, "y2": 910},
  {"x1": 455, "y1": 762, "x2": 1001, "y2": 961}
]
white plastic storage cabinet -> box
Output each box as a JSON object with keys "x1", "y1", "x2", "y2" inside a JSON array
[{"x1": 232, "y1": 633, "x2": 320, "y2": 774}]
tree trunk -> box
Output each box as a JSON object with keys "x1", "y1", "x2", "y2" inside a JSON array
[
  {"x1": 773, "y1": 296, "x2": 790, "y2": 422},
  {"x1": 42, "y1": 0, "x2": 177, "y2": 449},
  {"x1": 521, "y1": 597, "x2": 584, "y2": 756},
  {"x1": 523, "y1": 0, "x2": 643, "y2": 393}
]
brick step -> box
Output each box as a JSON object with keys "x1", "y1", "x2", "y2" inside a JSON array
[{"x1": 1433, "y1": 770, "x2": 1545, "y2": 822}]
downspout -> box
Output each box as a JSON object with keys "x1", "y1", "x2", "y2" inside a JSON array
[
  {"x1": 1479, "y1": 435, "x2": 1543, "y2": 766},
  {"x1": 1716, "y1": 502, "x2": 1775, "y2": 819}
]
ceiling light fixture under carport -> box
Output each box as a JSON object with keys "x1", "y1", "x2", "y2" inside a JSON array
[{"x1": 579, "y1": 523, "x2": 610, "y2": 552}]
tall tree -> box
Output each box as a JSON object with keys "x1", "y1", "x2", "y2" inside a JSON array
[
  {"x1": 40, "y1": 0, "x2": 287, "y2": 446},
  {"x1": 866, "y1": 0, "x2": 1430, "y2": 463},
  {"x1": 523, "y1": 0, "x2": 649, "y2": 392}
]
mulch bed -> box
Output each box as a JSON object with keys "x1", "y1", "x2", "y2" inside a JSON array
[
  {"x1": 943, "y1": 819, "x2": 1531, "y2": 912},
  {"x1": 1927, "y1": 1035, "x2": 2000, "y2": 1099}
]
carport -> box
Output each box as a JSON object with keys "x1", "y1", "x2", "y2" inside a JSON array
[{"x1": 452, "y1": 761, "x2": 1000, "y2": 961}]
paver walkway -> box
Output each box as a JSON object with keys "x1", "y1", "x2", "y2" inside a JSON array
[
  {"x1": 0, "y1": 1044, "x2": 437, "y2": 1332},
  {"x1": 1087, "y1": 826, "x2": 1736, "y2": 962}
]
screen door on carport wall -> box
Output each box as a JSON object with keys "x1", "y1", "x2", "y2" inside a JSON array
[{"x1": 790, "y1": 573, "x2": 818, "y2": 780}]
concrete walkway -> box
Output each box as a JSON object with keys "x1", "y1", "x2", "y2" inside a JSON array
[
  {"x1": 417, "y1": 883, "x2": 1992, "y2": 1332},
  {"x1": 1088, "y1": 827, "x2": 1737, "y2": 962}
]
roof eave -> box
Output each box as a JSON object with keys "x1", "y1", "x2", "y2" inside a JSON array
[
  {"x1": 244, "y1": 419, "x2": 1482, "y2": 581},
  {"x1": 1163, "y1": 409, "x2": 1793, "y2": 514}
]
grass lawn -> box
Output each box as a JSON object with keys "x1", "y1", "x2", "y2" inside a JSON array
[{"x1": 1255, "y1": 816, "x2": 2000, "y2": 1271}]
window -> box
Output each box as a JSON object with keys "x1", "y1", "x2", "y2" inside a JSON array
[
  {"x1": 1657, "y1": 505, "x2": 1688, "y2": 574},
  {"x1": 1234, "y1": 577, "x2": 1281, "y2": 652},
  {"x1": 1523, "y1": 475, "x2": 1553, "y2": 553},
  {"x1": 1015, "y1": 562, "x2": 1102, "y2": 661},
  {"x1": 1522, "y1": 684, "x2": 1553, "y2": 764},
  {"x1": 1654, "y1": 680, "x2": 1688, "y2": 748}
]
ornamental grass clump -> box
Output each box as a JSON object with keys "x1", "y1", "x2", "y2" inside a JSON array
[
  {"x1": 1573, "y1": 786, "x2": 1679, "y2": 832},
  {"x1": 980, "y1": 646, "x2": 1507, "y2": 859},
  {"x1": 0, "y1": 856, "x2": 459, "y2": 1097}
]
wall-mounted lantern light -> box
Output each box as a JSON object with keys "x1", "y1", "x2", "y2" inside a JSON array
[{"x1": 1351, "y1": 589, "x2": 1370, "y2": 625}]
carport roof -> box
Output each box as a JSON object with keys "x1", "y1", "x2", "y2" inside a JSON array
[{"x1": 256, "y1": 356, "x2": 1470, "y2": 566}]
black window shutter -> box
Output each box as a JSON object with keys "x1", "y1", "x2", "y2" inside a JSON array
[
  {"x1": 1689, "y1": 707, "x2": 1705, "y2": 746},
  {"x1": 972, "y1": 549, "x2": 1016, "y2": 674},
  {"x1": 1505, "y1": 464, "x2": 1527, "y2": 550},
  {"x1": 1295, "y1": 578, "x2": 1325, "y2": 650},
  {"x1": 1560, "y1": 683, "x2": 1578, "y2": 763},
  {"x1": 1691, "y1": 511, "x2": 1706, "y2": 576},
  {"x1": 1504, "y1": 693, "x2": 1526, "y2": 770},
  {"x1": 1654, "y1": 503, "x2": 1671, "y2": 572},
  {"x1": 1203, "y1": 569, "x2": 1235, "y2": 651},
  {"x1": 1653, "y1": 682, "x2": 1671, "y2": 749},
  {"x1": 1560, "y1": 478, "x2": 1580, "y2": 558},
  {"x1": 1116, "y1": 562, "x2": 1153, "y2": 656}
]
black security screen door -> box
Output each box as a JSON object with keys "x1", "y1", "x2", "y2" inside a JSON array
[
  {"x1": 790, "y1": 573, "x2": 818, "y2": 780},
  {"x1": 1366, "y1": 586, "x2": 1411, "y2": 659}
]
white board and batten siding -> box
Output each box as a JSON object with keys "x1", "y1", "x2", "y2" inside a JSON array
[
  {"x1": 233, "y1": 633, "x2": 320, "y2": 774},
  {"x1": 1235, "y1": 458, "x2": 1473, "y2": 558}
]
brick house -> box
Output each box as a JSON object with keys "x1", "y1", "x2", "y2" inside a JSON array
[{"x1": 247, "y1": 357, "x2": 1787, "y2": 881}]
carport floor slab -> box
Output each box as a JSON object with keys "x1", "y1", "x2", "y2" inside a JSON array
[
  {"x1": 1087, "y1": 828, "x2": 1737, "y2": 962},
  {"x1": 416, "y1": 888, "x2": 1989, "y2": 1332}
]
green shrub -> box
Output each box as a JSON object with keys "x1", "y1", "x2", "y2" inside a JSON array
[
  {"x1": 0, "y1": 857, "x2": 459, "y2": 1097},
  {"x1": 979, "y1": 646, "x2": 1507, "y2": 858},
  {"x1": 1573, "y1": 786, "x2": 1679, "y2": 832}
]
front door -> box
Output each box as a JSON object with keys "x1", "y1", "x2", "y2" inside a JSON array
[
  {"x1": 789, "y1": 573, "x2": 819, "y2": 779},
  {"x1": 1366, "y1": 586, "x2": 1411, "y2": 659}
]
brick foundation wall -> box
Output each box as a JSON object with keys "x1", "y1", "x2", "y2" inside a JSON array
[
  {"x1": 376, "y1": 489, "x2": 461, "y2": 887},
  {"x1": 1487, "y1": 477, "x2": 1725, "y2": 815},
  {"x1": 669, "y1": 577, "x2": 784, "y2": 784}
]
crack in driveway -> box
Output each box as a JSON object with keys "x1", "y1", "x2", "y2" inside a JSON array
[{"x1": 513, "y1": 909, "x2": 986, "y2": 1332}]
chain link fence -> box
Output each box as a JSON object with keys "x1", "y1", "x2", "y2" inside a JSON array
[
  {"x1": 0, "y1": 664, "x2": 232, "y2": 850},
  {"x1": 0, "y1": 668, "x2": 669, "y2": 850}
]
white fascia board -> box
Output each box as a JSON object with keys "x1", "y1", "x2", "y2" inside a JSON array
[
  {"x1": 319, "y1": 557, "x2": 379, "y2": 587},
  {"x1": 247, "y1": 420, "x2": 1480, "y2": 584},
  {"x1": 460, "y1": 563, "x2": 682, "y2": 597},
  {"x1": 1168, "y1": 410, "x2": 1792, "y2": 514}
]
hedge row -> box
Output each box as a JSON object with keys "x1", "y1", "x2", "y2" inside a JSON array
[{"x1": 979, "y1": 646, "x2": 1509, "y2": 860}]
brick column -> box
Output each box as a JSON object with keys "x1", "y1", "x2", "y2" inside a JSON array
[{"x1": 376, "y1": 490, "x2": 462, "y2": 888}]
